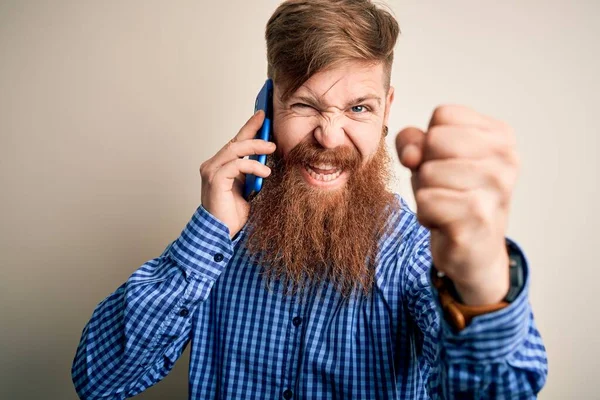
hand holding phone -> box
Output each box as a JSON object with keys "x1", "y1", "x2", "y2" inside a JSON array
[{"x1": 199, "y1": 81, "x2": 275, "y2": 238}]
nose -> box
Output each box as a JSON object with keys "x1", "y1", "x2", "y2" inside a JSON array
[{"x1": 313, "y1": 118, "x2": 346, "y2": 149}]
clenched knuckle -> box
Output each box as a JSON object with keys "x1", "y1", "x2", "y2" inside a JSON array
[
  {"x1": 418, "y1": 163, "x2": 434, "y2": 186},
  {"x1": 430, "y1": 124, "x2": 447, "y2": 137},
  {"x1": 507, "y1": 150, "x2": 521, "y2": 169},
  {"x1": 432, "y1": 105, "x2": 455, "y2": 125},
  {"x1": 425, "y1": 126, "x2": 441, "y2": 146},
  {"x1": 450, "y1": 227, "x2": 471, "y2": 249},
  {"x1": 199, "y1": 161, "x2": 210, "y2": 177},
  {"x1": 467, "y1": 192, "x2": 491, "y2": 224},
  {"x1": 490, "y1": 172, "x2": 509, "y2": 193}
]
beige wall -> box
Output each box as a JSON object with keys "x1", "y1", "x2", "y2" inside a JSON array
[{"x1": 1, "y1": 1, "x2": 598, "y2": 399}]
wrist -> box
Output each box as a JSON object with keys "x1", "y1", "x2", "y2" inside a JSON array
[
  {"x1": 453, "y1": 249, "x2": 510, "y2": 306},
  {"x1": 432, "y1": 239, "x2": 527, "y2": 331}
]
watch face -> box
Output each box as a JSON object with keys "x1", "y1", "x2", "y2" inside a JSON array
[{"x1": 505, "y1": 240, "x2": 525, "y2": 303}]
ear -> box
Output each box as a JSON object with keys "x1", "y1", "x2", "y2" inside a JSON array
[{"x1": 383, "y1": 86, "x2": 395, "y2": 126}]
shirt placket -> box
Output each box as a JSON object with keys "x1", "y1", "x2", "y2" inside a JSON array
[{"x1": 279, "y1": 290, "x2": 306, "y2": 400}]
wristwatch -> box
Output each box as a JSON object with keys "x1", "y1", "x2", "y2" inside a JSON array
[{"x1": 431, "y1": 240, "x2": 525, "y2": 331}]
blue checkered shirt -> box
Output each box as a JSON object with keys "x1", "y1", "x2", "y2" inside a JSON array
[{"x1": 72, "y1": 196, "x2": 547, "y2": 399}]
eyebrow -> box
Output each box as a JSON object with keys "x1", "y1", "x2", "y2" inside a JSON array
[{"x1": 291, "y1": 94, "x2": 382, "y2": 109}]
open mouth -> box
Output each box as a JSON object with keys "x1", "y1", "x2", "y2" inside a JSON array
[{"x1": 302, "y1": 163, "x2": 345, "y2": 185}]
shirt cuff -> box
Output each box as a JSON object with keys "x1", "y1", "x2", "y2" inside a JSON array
[
  {"x1": 168, "y1": 205, "x2": 234, "y2": 281},
  {"x1": 435, "y1": 241, "x2": 532, "y2": 364}
]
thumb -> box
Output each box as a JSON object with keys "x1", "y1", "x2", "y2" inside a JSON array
[{"x1": 395, "y1": 126, "x2": 426, "y2": 170}]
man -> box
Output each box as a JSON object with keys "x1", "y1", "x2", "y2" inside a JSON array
[{"x1": 72, "y1": 0, "x2": 548, "y2": 398}]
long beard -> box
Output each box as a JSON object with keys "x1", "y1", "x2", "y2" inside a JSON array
[{"x1": 245, "y1": 137, "x2": 396, "y2": 297}]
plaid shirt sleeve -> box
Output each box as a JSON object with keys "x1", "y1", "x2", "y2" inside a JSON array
[
  {"x1": 71, "y1": 206, "x2": 233, "y2": 399},
  {"x1": 401, "y1": 221, "x2": 548, "y2": 399}
]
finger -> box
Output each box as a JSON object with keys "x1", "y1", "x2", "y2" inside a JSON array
[
  {"x1": 417, "y1": 158, "x2": 504, "y2": 192},
  {"x1": 415, "y1": 187, "x2": 469, "y2": 230},
  {"x1": 396, "y1": 127, "x2": 426, "y2": 170},
  {"x1": 428, "y1": 105, "x2": 497, "y2": 130},
  {"x1": 212, "y1": 158, "x2": 272, "y2": 190},
  {"x1": 212, "y1": 139, "x2": 276, "y2": 168},
  {"x1": 416, "y1": 187, "x2": 498, "y2": 238},
  {"x1": 233, "y1": 110, "x2": 266, "y2": 142},
  {"x1": 423, "y1": 125, "x2": 505, "y2": 161}
]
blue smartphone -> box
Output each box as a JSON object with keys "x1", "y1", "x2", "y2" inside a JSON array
[{"x1": 244, "y1": 79, "x2": 274, "y2": 200}]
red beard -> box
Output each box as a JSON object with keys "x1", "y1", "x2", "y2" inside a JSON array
[{"x1": 245, "y1": 137, "x2": 397, "y2": 297}]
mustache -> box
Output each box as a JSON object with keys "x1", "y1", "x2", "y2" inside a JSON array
[{"x1": 279, "y1": 140, "x2": 362, "y2": 172}]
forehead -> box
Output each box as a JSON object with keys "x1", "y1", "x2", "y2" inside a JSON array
[{"x1": 280, "y1": 61, "x2": 387, "y2": 103}]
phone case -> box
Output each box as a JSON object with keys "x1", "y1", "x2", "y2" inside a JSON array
[{"x1": 244, "y1": 79, "x2": 273, "y2": 200}]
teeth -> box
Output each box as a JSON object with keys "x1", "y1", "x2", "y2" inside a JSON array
[
  {"x1": 311, "y1": 163, "x2": 335, "y2": 171},
  {"x1": 306, "y1": 165, "x2": 342, "y2": 182}
]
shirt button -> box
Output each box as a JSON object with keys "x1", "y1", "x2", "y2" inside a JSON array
[
  {"x1": 213, "y1": 253, "x2": 224, "y2": 262},
  {"x1": 282, "y1": 389, "x2": 293, "y2": 399},
  {"x1": 178, "y1": 308, "x2": 190, "y2": 317},
  {"x1": 292, "y1": 317, "x2": 302, "y2": 327}
]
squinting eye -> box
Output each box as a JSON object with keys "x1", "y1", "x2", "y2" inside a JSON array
[
  {"x1": 292, "y1": 103, "x2": 313, "y2": 109},
  {"x1": 350, "y1": 105, "x2": 368, "y2": 113}
]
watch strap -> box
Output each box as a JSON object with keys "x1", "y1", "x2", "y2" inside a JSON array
[
  {"x1": 431, "y1": 269, "x2": 509, "y2": 331},
  {"x1": 430, "y1": 239, "x2": 526, "y2": 331}
]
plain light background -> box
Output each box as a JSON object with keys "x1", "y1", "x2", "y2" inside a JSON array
[{"x1": 1, "y1": 0, "x2": 598, "y2": 399}]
